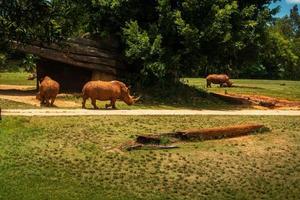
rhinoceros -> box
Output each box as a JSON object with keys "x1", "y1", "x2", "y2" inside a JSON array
[
  {"x1": 82, "y1": 80, "x2": 140, "y2": 109},
  {"x1": 206, "y1": 74, "x2": 233, "y2": 88},
  {"x1": 36, "y1": 76, "x2": 60, "y2": 106}
]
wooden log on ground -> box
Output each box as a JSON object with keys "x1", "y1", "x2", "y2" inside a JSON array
[
  {"x1": 175, "y1": 124, "x2": 266, "y2": 140},
  {"x1": 137, "y1": 124, "x2": 267, "y2": 142},
  {"x1": 123, "y1": 123, "x2": 268, "y2": 151}
]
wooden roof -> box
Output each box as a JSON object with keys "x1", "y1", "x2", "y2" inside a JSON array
[{"x1": 11, "y1": 37, "x2": 125, "y2": 75}]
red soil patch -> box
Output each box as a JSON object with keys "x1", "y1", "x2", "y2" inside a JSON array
[{"x1": 213, "y1": 92, "x2": 300, "y2": 109}]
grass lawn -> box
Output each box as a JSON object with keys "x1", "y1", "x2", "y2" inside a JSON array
[
  {"x1": 185, "y1": 78, "x2": 300, "y2": 101},
  {"x1": 0, "y1": 98, "x2": 37, "y2": 109},
  {"x1": 0, "y1": 72, "x2": 35, "y2": 86},
  {"x1": 0, "y1": 115, "x2": 299, "y2": 200}
]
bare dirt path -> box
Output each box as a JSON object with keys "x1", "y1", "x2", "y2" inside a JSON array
[
  {"x1": 2, "y1": 109, "x2": 300, "y2": 116},
  {"x1": 1, "y1": 84, "x2": 300, "y2": 116},
  {"x1": 0, "y1": 84, "x2": 35, "y2": 90},
  {"x1": 0, "y1": 94, "x2": 79, "y2": 107},
  {"x1": 0, "y1": 84, "x2": 80, "y2": 108}
]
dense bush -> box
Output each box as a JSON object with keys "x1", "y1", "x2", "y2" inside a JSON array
[{"x1": 0, "y1": 1, "x2": 299, "y2": 80}]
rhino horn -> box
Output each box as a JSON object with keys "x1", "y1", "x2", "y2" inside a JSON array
[{"x1": 133, "y1": 95, "x2": 142, "y2": 102}]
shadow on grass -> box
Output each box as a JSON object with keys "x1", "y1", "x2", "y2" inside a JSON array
[
  {"x1": 134, "y1": 82, "x2": 250, "y2": 110},
  {"x1": 231, "y1": 85, "x2": 265, "y2": 90},
  {"x1": 0, "y1": 83, "x2": 251, "y2": 110},
  {"x1": 0, "y1": 89, "x2": 37, "y2": 96}
]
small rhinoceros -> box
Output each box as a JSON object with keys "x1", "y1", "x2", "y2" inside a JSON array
[
  {"x1": 82, "y1": 80, "x2": 140, "y2": 109},
  {"x1": 206, "y1": 74, "x2": 233, "y2": 88},
  {"x1": 36, "y1": 76, "x2": 60, "y2": 107}
]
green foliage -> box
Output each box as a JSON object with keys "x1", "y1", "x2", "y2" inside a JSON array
[
  {"x1": 0, "y1": 53, "x2": 6, "y2": 65},
  {"x1": 260, "y1": 5, "x2": 300, "y2": 79},
  {"x1": 0, "y1": 0, "x2": 86, "y2": 44},
  {"x1": 2, "y1": 0, "x2": 300, "y2": 81},
  {"x1": 262, "y1": 30, "x2": 298, "y2": 79},
  {"x1": 21, "y1": 54, "x2": 37, "y2": 72}
]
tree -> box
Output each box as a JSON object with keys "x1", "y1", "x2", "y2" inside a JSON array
[
  {"x1": 0, "y1": 0, "x2": 85, "y2": 44},
  {"x1": 1, "y1": 0, "x2": 284, "y2": 82},
  {"x1": 258, "y1": 4, "x2": 300, "y2": 79}
]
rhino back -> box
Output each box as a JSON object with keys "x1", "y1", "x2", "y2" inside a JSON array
[
  {"x1": 83, "y1": 81, "x2": 121, "y2": 100},
  {"x1": 207, "y1": 74, "x2": 229, "y2": 84},
  {"x1": 40, "y1": 79, "x2": 59, "y2": 97}
]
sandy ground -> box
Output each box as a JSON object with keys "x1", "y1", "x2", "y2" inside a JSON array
[
  {"x1": 0, "y1": 94, "x2": 79, "y2": 107},
  {"x1": 0, "y1": 84, "x2": 80, "y2": 107},
  {"x1": 1, "y1": 84, "x2": 300, "y2": 116},
  {"x1": 2, "y1": 109, "x2": 300, "y2": 116},
  {"x1": 0, "y1": 84, "x2": 36, "y2": 90}
]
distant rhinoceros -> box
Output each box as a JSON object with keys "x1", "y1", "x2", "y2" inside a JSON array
[
  {"x1": 36, "y1": 76, "x2": 60, "y2": 106},
  {"x1": 82, "y1": 80, "x2": 140, "y2": 109},
  {"x1": 206, "y1": 74, "x2": 233, "y2": 88}
]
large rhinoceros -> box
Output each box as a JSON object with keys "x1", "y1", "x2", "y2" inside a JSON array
[
  {"x1": 82, "y1": 80, "x2": 140, "y2": 109},
  {"x1": 36, "y1": 76, "x2": 60, "y2": 106},
  {"x1": 206, "y1": 74, "x2": 233, "y2": 88}
]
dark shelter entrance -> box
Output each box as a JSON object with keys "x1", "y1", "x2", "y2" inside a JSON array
[{"x1": 37, "y1": 59, "x2": 92, "y2": 92}]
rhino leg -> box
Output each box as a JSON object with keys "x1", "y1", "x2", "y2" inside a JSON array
[
  {"x1": 105, "y1": 99, "x2": 116, "y2": 109},
  {"x1": 111, "y1": 99, "x2": 116, "y2": 109},
  {"x1": 40, "y1": 96, "x2": 45, "y2": 106},
  {"x1": 45, "y1": 98, "x2": 51, "y2": 107},
  {"x1": 206, "y1": 81, "x2": 211, "y2": 88},
  {"x1": 91, "y1": 98, "x2": 99, "y2": 109},
  {"x1": 82, "y1": 96, "x2": 88, "y2": 109},
  {"x1": 50, "y1": 97, "x2": 55, "y2": 106}
]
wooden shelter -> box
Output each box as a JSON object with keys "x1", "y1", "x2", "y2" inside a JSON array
[{"x1": 12, "y1": 37, "x2": 127, "y2": 92}]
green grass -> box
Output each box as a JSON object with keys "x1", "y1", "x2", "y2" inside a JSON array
[
  {"x1": 0, "y1": 99, "x2": 37, "y2": 109},
  {"x1": 0, "y1": 115, "x2": 299, "y2": 200},
  {"x1": 185, "y1": 78, "x2": 300, "y2": 101},
  {"x1": 0, "y1": 72, "x2": 35, "y2": 86}
]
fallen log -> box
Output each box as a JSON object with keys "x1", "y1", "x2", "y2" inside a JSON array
[
  {"x1": 174, "y1": 124, "x2": 267, "y2": 140},
  {"x1": 122, "y1": 123, "x2": 268, "y2": 151},
  {"x1": 136, "y1": 124, "x2": 267, "y2": 142}
]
